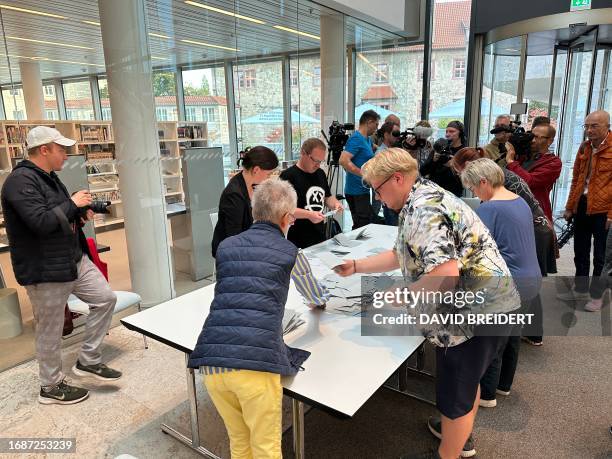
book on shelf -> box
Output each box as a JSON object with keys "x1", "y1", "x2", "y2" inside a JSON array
[{"x1": 79, "y1": 125, "x2": 113, "y2": 142}]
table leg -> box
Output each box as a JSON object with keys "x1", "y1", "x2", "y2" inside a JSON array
[
  {"x1": 160, "y1": 354, "x2": 221, "y2": 458},
  {"x1": 292, "y1": 399, "x2": 305, "y2": 459}
]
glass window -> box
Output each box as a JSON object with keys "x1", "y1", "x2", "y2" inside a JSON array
[
  {"x1": 356, "y1": 48, "x2": 424, "y2": 130},
  {"x1": 290, "y1": 54, "x2": 322, "y2": 158},
  {"x1": 98, "y1": 77, "x2": 111, "y2": 120},
  {"x1": 153, "y1": 70, "x2": 178, "y2": 121},
  {"x1": 63, "y1": 79, "x2": 94, "y2": 120},
  {"x1": 43, "y1": 84, "x2": 59, "y2": 120},
  {"x1": 453, "y1": 59, "x2": 466, "y2": 79},
  {"x1": 374, "y1": 63, "x2": 389, "y2": 83},
  {"x1": 182, "y1": 66, "x2": 229, "y2": 168},
  {"x1": 428, "y1": 0, "x2": 472, "y2": 126},
  {"x1": 234, "y1": 60, "x2": 284, "y2": 157},
  {"x1": 236, "y1": 69, "x2": 256, "y2": 89},
  {"x1": 2, "y1": 86, "x2": 26, "y2": 120}
]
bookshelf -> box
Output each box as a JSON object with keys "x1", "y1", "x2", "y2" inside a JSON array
[{"x1": 0, "y1": 119, "x2": 208, "y2": 236}]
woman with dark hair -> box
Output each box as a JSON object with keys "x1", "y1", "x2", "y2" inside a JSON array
[{"x1": 211, "y1": 146, "x2": 279, "y2": 257}]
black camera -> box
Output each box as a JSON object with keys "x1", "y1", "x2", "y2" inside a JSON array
[
  {"x1": 322, "y1": 121, "x2": 354, "y2": 165},
  {"x1": 433, "y1": 137, "x2": 453, "y2": 164},
  {"x1": 81, "y1": 200, "x2": 111, "y2": 216},
  {"x1": 393, "y1": 125, "x2": 434, "y2": 150},
  {"x1": 491, "y1": 120, "x2": 534, "y2": 160}
]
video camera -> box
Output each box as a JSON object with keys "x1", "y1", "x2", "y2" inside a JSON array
[
  {"x1": 322, "y1": 121, "x2": 355, "y2": 166},
  {"x1": 491, "y1": 122, "x2": 534, "y2": 159},
  {"x1": 393, "y1": 125, "x2": 434, "y2": 150},
  {"x1": 491, "y1": 103, "x2": 534, "y2": 160},
  {"x1": 432, "y1": 137, "x2": 453, "y2": 164}
]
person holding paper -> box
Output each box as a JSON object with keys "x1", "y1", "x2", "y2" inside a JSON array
[
  {"x1": 280, "y1": 138, "x2": 343, "y2": 248},
  {"x1": 189, "y1": 179, "x2": 327, "y2": 459},
  {"x1": 334, "y1": 148, "x2": 519, "y2": 459}
]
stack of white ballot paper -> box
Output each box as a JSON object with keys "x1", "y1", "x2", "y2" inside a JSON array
[{"x1": 282, "y1": 308, "x2": 305, "y2": 335}]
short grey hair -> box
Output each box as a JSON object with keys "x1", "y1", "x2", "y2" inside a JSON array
[
  {"x1": 495, "y1": 114, "x2": 511, "y2": 125},
  {"x1": 460, "y1": 158, "x2": 505, "y2": 189},
  {"x1": 251, "y1": 178, "x2": 297, "y2": 223}
]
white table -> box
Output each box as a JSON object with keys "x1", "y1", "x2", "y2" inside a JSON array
[{"x1": 121, "y1": 224, "x2": 426, "y2": 458}]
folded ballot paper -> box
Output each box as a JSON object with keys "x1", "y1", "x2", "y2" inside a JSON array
[{"x1": 282, "y1": 308, "x2": 305, "y2": 335}]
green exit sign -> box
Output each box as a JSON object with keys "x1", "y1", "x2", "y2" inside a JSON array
[{"x1": 570, "y1": 0, "x2": 591, "y2": 11}]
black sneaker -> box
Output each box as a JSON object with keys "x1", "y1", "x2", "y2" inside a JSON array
[
  {"x1": 72, "y1": 360, "x2": 122, "y2": 381},
  {"x1": 39, "y1": 379, "x2": 89, "y2": 405},
  {"x1": 427, "y1": 416, "x2": 476, "y2": 458},
  {"x1": 400, "y1": 448, "x2": 441, "y2": 459}
]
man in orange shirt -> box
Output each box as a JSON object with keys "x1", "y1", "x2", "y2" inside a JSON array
[{"x1": 559, "y1": 110, "x2": 612, "y2": 311}]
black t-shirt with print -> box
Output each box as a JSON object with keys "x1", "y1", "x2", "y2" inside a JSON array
[{"x1": 280, "y1": 165, "x2": 331, "y2": 249}]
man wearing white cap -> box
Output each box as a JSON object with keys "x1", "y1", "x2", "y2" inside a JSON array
[{"x1": 1, "y1": 126, "x2": 121, "y2": 405}]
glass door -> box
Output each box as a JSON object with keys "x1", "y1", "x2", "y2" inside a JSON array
[{"x1": 550, "y1": 27, "x2": 598, "y2": 219}]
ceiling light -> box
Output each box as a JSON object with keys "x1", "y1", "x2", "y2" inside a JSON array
[
  {"x1": 7, "y1": 36, "x2": 94, "y2": 50},
  {"x1": 151, "y1": 56, "x2": 167, "y2": 61},
  {"x1": 273, "y1": 25, "x2": 319, "y2": 40},
  {"x1": 82, "y1": 20, "x2": 100, "y2": 26},
  {"x1": 8, "y1": 54, "x2": 104, "y2": 67},
  {"x1": 149, "y1": 32, "x2": 172, "y2": 40},
  {"x1": 0, "y1": 4, "x2": 66, "y2": 19},
  {"x1": 42, "y1": 70, "x2": 60, "y2": 74},
  {"x1": 180, "y1": 39, "x2": 238, "y2": 52},
  {"x1": 184, "y1": 1, "x2": 265, "y2": 25}
]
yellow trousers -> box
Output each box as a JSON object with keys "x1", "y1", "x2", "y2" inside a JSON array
[{"x1": 203, "y1": 369, "x2": 282, "y2": 459}]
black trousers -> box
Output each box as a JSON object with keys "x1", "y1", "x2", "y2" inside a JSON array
[
  {"x1": 480, "y1": 334, "x2": 521, "y2": 399},
  {"x1": 573, "y1": 195, "x2": 608, "y2": 296},
  {"x1": 522, "y1": 294, "x2": 544, "y2": 343},
  {"x1": 346, "y1": 193, "x2": 373, "y2": 229}
]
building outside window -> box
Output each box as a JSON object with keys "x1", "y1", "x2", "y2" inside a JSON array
[
  {"x1": 63, "y1": 79, "x2": 95, "y2": 120},
  {"x1": 418, "y1": 61, "x2": 436, "y2": 80},
  {"x1": 43, "y1": 84, "x2": 59, "y2": 120},
  {"x1": 44, "y1": 85, "x2": 55, "y2": 97},
  {"x1": 314, "y1": 103, "x2": 321, "y2": 119}
]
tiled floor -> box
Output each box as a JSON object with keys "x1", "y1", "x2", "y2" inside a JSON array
[{"x1": 1, "y1": 230, "x2": 610, "y2": 458}]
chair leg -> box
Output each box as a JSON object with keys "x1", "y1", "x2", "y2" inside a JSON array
[{"x1": 137, "y1": 303, "x2": 148, "y2": 350}]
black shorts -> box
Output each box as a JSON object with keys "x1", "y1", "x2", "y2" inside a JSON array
[{"x1": 435, "y1": 335, "x2": 504, "y2": 419}]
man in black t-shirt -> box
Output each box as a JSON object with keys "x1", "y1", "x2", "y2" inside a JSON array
[{"x1": 280, "y1": 138, "x2": 343, "y2": 248}]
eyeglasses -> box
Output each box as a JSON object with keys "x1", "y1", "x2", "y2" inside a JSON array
[
  {"x1": 308, "y1": 154, "x2": 324, "y2": 164},
  {"x1": 532, "y1": 135, "x2": 550, "y2": 140},
  {"x1": 582, "y1": 124, "x2": 602, "y2": 129},
  {"x1": 373, "y1": 175, "x2": 393, "y2": 199}
]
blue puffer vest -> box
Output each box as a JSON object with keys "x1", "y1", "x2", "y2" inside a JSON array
[{"x1": 188, "y1": 221, "x2": 311, "y2": 376}]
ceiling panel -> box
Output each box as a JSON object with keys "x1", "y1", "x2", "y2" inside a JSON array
[{"x1": 0, "y1": 0, "x2": 403, "y2": 85}]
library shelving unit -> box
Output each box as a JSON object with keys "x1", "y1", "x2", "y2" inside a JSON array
[{"x1": 0, "y1": 120, "x2": 208, "y2": 241}]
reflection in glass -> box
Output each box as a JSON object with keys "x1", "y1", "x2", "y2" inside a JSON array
[
  {"x1": 2, "y1": 86, "x2": 26, "y2": 120},
  {"x1": 63, "y1": 79, "x2": 94, "y2": 120}
]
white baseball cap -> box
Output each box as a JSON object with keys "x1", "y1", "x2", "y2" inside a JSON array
[{"x1": 26, "y1": 126, "x2": 76, "y2": 149}]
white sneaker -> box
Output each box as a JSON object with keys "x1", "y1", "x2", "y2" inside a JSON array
[
  {"x1": 584, "y1": 298, "x2": 603, "y2": 312},
  {"x1": 479, "y1": 398, "x2": 497, "y2": 408},
  {"x1": 496, "y1": 388, "x2": 511, "y2": 396},
  {"x1": 556, "y1": 289, "x2": 590, "y2": 301}
]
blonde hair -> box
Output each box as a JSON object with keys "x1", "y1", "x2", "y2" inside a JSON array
[
  {"x1": 460, "y1": 158, "x2": 505, "y2": 189},
  {"x1": 362, "y1": 147, "x2": 418, "y2": 184},
  {"x1": 251, "y1": 178, "x2": 297, "y2": 223}
]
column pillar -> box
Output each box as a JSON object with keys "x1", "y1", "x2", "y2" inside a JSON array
[
  {"x1": 19, "y1": 61, "x2": 44, "y2": 120},
  {"x1": 320, "y1": 12, "x2": 346, "y2": 210},
  {"x1": 98, "y1": 0, "x2": 174, "y2": 307}
]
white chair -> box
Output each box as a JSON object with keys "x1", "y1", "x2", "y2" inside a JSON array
[{"x1": 67, "y1": 291, "x2": 148, "y2": 349}]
